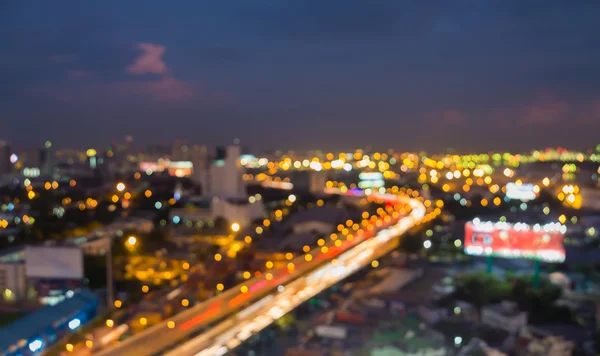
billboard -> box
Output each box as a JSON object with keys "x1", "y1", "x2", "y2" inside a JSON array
[
  {"x1": 358, "y1": 172, "x2": 384, "y2": 189},
  {"x1": 24, "y1": 246, "x2": 84, "y2": 279},
  {"x1": 139, "y1": 160, "x2": 193, "y2": 177},
  {"x1": 505, "y1": 182, "x2": 538, "y2": 201},
  {"x1": 464, "y1": 219, "x2": 565, "y2": 263}
]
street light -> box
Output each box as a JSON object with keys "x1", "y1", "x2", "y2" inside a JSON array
[
  {"x1": 231, "y1": 222, "x2": 240, "y2": 232},
  {"x1": 127, "y1": 236, "x2": 137, "y2": 247},
  {"x1": 116, "y1": 182, "x2": 126, "y2": 192}
]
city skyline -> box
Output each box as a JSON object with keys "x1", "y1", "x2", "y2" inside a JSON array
[{"x1": 2, "y1": 1, "x2": 600, "y2": 152}]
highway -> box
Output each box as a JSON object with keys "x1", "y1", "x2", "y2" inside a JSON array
[
  {"x1": 165, "y1": 194, "x2": 425, "y2": 355},
  {"x1": 93, "y1": 192, "x2": 424, "y2": 356}
]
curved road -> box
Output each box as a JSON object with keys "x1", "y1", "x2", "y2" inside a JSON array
[{"x1": 93, "y1": 192, "x2": 424, "y2": 356}]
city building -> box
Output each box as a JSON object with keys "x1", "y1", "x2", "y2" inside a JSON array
[
  {"x1": 481, "y1": 301, "x2": 528, "y2": 333},
  {"x1": 0, "y1": 140, "x2": 11, "y2": 178},
  {"x1": 170, "y1": 139, "x2": 190, "y2": 161},
  {"x1": 208, "y1": 145, "x2": 245, "y2": 198},
  {"x1": 291, "y1": 170, "x2": 327, "y2": 194},
  {"x1": 170, "y1": 196, "x2": 265, "y2": 228},
  {"x1": 211, "y1": 197, "x2": 265, "y2": 227},
  {"x1": 190, "y1": 145, "x2": 209, "y2": 191},
  {"x1": 0, "y1": 289, "x2": 99, "y2": 356},
  {"x1": 0, "y1": 261, "x2": 26, "y2": 303},
  {"x1": 0, "y1": 246, "x2": 84, "y2": 303},
  {"x1": 40, "y1": 140, "x2": 55, "y2": 177}
]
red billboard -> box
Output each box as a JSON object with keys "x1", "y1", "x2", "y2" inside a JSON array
[{"x1": 464, "y1": 219, "x2": 566, "y2": 263}]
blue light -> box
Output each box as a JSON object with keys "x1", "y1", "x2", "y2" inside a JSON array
[
  {"x1": 68, "y1": 318, "x2": 81, "y2": 330},
  {"x1": 172, "y1": 216, "x2": 180, "y2": 224},
  {"x1": 155, "y1": 201, "x2": 162, "y2": 210},
  {"x1": 7, "y1": 203, "x2": 14, "y2": 211},
  {"x1": 174, "y1": 192, "x2": 181, "y2": 201},
  {"x1": 29, "y1": 339, "x2": 43, "y2": 352}
]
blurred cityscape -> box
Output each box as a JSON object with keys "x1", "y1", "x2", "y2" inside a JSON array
[{"x1": 1, "y1": 138, "x2": 600, "y2": 355}]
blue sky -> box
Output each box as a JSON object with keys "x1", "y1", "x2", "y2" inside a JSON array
[{"x1": 1, "y1": 1, "x2": 599, "y2": 152}]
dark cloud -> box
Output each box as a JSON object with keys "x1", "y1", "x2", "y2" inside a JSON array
[{"x1": 1, "y1": 1, "x2": 599, "y2": 152}]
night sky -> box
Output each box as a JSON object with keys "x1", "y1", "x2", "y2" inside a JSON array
[{"x1": 2, "y1": 1, "x2": 599, "y2": 152}]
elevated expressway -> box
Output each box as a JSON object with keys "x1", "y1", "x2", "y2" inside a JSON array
[{"x1": 94, "y1": 192, "x2": 426, "y2": 356}]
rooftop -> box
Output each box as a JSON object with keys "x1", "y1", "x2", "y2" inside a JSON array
[{"x1": 0, "y1": 289, "x2": 99, "y2": 351}]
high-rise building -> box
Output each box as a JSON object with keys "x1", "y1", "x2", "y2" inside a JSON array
[
  {"x1": 40, "y1": 140, "x2": 55, "y2": 176},
  {"x1": 0, "y1": 141, "x2": 11, "y2": 178},
  {"x1": 171, "y1": 139, "x2": 190, "y2": 162},
  {"x1": 189, "y1": 145, "x2": 209, "y2": 192},
  {"x1": 208, "y1": 144, "x2": 245, "y2": 198}
]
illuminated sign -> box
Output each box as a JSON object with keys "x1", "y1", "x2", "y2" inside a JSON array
[
  {"x1": 505, "y1": 182, "x2": 537, "y2": 201},
  {"x1": 359, "y1": 172, "x2": 384, "y2": 181},
  {"x1": 464, "y1": 219, "x2": 565, "y2": 263},
  {"x1": 358, "y1": 180, "x2": 384, "y2": 189},
  {"x1": 139, "y1": 160, "x2": 193, "y2": 177}
]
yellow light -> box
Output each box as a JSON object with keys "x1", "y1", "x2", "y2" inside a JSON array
[
  {"x1": 493, "y1": 197, "x2": 501, "y2": 206},
  {"x1": 265, "y1": 261, "x2": 274, "y2": 269},
  {"x1": 285, "y1": 252, "x2": 293, "y2": 260},
  {"x1": 243, "y1": 271, "x2": 251, "y2": 279},
  {"x1": 558, "y1": 214, "x2": 567, "y2": 224},
  {"x1": 124, "y1": 192, "x2": 131, "y2": 200},
  {"x1": 305, "y1": 254, "x2": 313, "y2": 262},
  {"x1": 302, "y1": 245, "x2": 310, "y2": 253},
  {"x1": 106, "y1": 319, "x2": 114, "y2": 327},
  {"x1": 51, "y1": 181, "x2": 59, "y2": 189},
  {"x1": 181, "y1": 299, "x2": 189, "y2": 307},
  {"x1": 141, "y1": 285, "x2": 149, "y2": 293},
  {"x1": 240, "y1": 285, "x2": 248, "y2": 293},
  {"x1": 265, "y1": 273, "x2": 273, "y2": 280},
  {"x1": 127, "y1": 236, "x2": 137, "y2": 246},
  {"x1": 66, "y1": 343, "x2": 74, "y2": 352},
  {"x1": 116, "y1": 182, "x2": 125, "y2": 192},
  {"x1": 216, "y1": 283, "x2": 224, "y2": 291},
  {"x1": 542, "y1": 177, "x2": 550, "y2": 186},
  {"x1": 231, "y1": 222, "x2": 240, "y2": 232},
  {"x1": 111, "y1": 195, "x2": 119, "y2": 203},
  {"x1": 85, "y1": 340, "x2": 93, "y2": 349},
  {"x1": 114, "y1": 300, "x2": 122, "y2": 308},
  {"x1": 28, "y1": 191, "x2": 35, "y2": 199},
  {"x1": 167, "y1": 321, "x2": 175, "y2": 329},
  {"x1": 321, "y1": 246, "x2": 329, "y2": 253},
  {"x1": 182, "y1": 262, "x2": 190, "y2": 270},
  {"x1": 134, "y1": 172, "x2": 141, "y2": 180},
  {"x1": 44, "y1": 181, "x2": 51, "y2": 190},
  {"x1": 335, "y1": 239, "x2": 342, "y2": 247},
  {"x1": 317, "y1": 238, "x2": 325, "y2": 246},
  {"x1": 139, "y1": 317, "x2": 147, "y2": 326},
  {"x1": 481, "y1": 198, "x2": 488, "y2": 207},
  {"x1": 255, "y1": 226, "x2": 263, "y2": 234},
  {"x1": 214, "y1": 253, "x2": 222, "y2": 261},
  {"x1": 244, "y1": 236, "x2": 252, "y2": 244},
  {"x1": 287, "y1": 263, "x2": 295, "y2": 272},
  {"x1": 371, "y1": 260, "x2": 379, "y2": 268},
  {"x1": 145, "y1": 190, "x2": 152, "y2": 198}
]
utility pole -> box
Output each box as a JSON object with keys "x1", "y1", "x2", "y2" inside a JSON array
[{"x1": 106, "y1": 236, "x2": 114, "y2": 309}]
